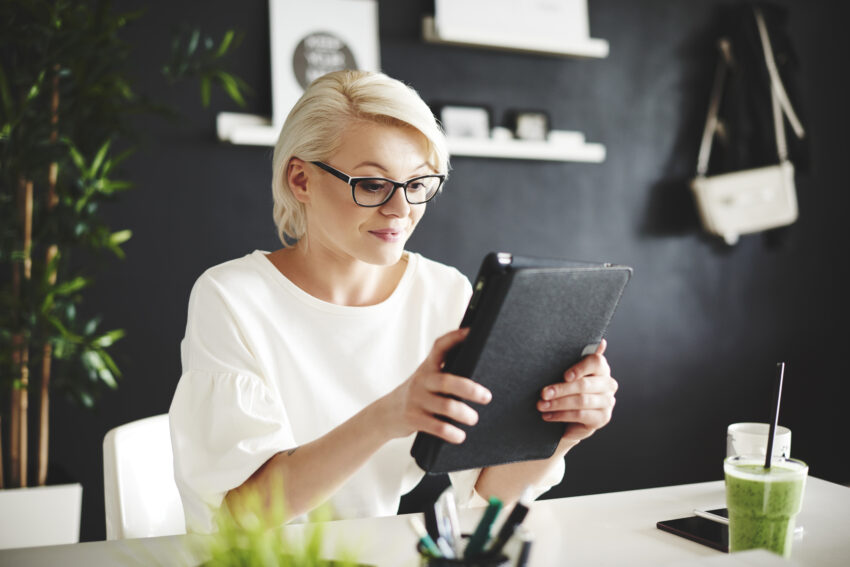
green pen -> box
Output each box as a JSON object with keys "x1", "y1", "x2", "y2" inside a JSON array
[
  {"x1": 409, "y1": 516, "x2": 443, "y2": 558},
  {"x1": 464, "y1": 496, "x2": 503, "y2": 559}
]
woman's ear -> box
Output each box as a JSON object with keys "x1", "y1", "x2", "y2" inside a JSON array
[{"x1": 287, "y1": 158, "x2": 311, "y2": 204}]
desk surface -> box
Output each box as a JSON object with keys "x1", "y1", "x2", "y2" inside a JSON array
[{"x1": 1, "y1": 477, "x2": 847, "y2": 566}]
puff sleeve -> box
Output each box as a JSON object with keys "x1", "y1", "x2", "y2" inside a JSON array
[{"x1": 169, "y1": 273, "x2": 296, "y2": 533}]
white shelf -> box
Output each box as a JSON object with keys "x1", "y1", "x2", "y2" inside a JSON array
[
  {"x1": 216, "y1": 113, "x2": 605, "y2": 163},
  {"x1": 421, "y1": 15, "x2": 609, "y2": 58},
  {"x1": 448, "y1": 134, "x2": 605, "y2": 162},
  {"x1": 216, "y1": 112, "x2": 278, "y2": 146}
]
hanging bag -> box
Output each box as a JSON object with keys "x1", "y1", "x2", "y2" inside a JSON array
[{"x1": 691, "y1": 7, "x2": 805, "y2": 245}]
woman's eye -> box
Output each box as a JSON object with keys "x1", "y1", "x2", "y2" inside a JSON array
[{"x1": 358, "y1": 181, "x2": 387, "y2": 193}]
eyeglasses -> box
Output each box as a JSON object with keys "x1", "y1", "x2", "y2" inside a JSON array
[{"x1": 310, "y1": 161, "x2": 445, "y2": 207}]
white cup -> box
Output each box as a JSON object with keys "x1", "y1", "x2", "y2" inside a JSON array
[{"x1": 726, "y1": 422, "x2": 791, "y2": 458}]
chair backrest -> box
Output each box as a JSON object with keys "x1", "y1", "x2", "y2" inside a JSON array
[{"x1": 103, "y1": 414, "x2": 186, "y2": 540}]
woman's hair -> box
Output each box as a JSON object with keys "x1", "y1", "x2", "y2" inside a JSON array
[{"x1": 271, "y1": 70, "x2": 449, "y2": 245}]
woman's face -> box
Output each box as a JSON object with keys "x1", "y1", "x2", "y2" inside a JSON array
[{"x1": 297, "y1": 121, "x2": 437, "y2": 266}]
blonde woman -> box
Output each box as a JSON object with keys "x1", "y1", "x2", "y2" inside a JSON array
[{"x1": 169, "y1": 70, "x2": 617, "y2": 532}]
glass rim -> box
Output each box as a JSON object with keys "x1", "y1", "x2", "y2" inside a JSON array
[
  {"x1": 727, "y1": 422, "x2": 792, "y2": 435},
  {"x1": 724, "y1": 455, "x2": 808, "y2": 479}
]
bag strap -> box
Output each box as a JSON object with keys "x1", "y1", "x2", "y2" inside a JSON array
[
  {"x1": 770, "y1": 72, "x2": 788, "y2": 161},
  {"x1": 754, "y1": 7, "x2": 805, "y2": 141},
  {"x1": 696, "y1": 7, "x2": 805, "y2": 176},
  {"x1": 695, "y1": 39, "x2": 733, "y2": 176}
]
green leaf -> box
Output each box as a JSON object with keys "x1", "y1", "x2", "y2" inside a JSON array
[
  {"x1": 187, "y1": 29, "x2": 200, "y2": 55},
  {"x1": 215, "y1": 30, "x2": 235, "y2": 58},
  {"x1": 100, "y1": 180, "x2": 133, "y2": 194},
  {"x1": 97, "y1": 348, "x2": 122, "y2": 378},
  {"x1": 65, "y1": 303, "x2": 77, "y2": 323},
  {"x1": 84, "y1": 317, "x2": 101, "y2": 336},
  {"x1": 52, "y1": 336, "x2": 73, "y2": 359},
  {"x1": 79, "y1": 391, "x2": 94, "y2": 408},
  {"x1": 216, "y1": 71, "x2": 245, "y2": 107},
  {"x1": 200, "y1": 76, "x2": 211, "y2": 107},
  {"x1": 47, "y1": 315, "x2": 80, "y2": 342},
  {"x1": 26, "y1": 70, "x2": 45, "y2": 101},
  {"x1": 110, "y1": 230, "x2": 132, "y2": 246},
  {"x1": 92, "y1": 329, "x2": 125, "y2": 349},
  {"x1": 53, "y1": 276, "x2": 91, "y2": 296},
  {"x1": 102, "y1": 148, "x2": 135, "y2": 175},
  {"x1": 90, "y1": 139, "x2": 112, "y2": 177},
  {"x1": 67, "y1": 142, "x2": 86, "y2": 172}
]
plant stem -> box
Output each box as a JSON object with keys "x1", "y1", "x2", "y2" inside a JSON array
[
  {"x1": 10, "y1": 177, "x2": 34, "y2": 487},
  {"x1": 9, "y1": 251, "x2": 20, "y2": 487},
  {"x1": 38, "y1": 67, "x2": 61, "y2": 487},
  {"x1": 11, "y1": 335, "x2": 29, "y2": 488}
]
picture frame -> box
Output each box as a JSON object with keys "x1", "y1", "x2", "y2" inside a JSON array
[
  {"x1": 435, "y1": 103, "x2": 492, "y2": 139},
  {"x1": 268, "y1": 0, "x2": 380, "y2": 129},
  {"x1": 504, "y1": 109, "x2": 550, "y2": 141}
]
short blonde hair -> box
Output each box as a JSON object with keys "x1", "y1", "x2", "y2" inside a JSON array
[{"x1": 271, "y1": 70, "x2": 449, "y2": 245}]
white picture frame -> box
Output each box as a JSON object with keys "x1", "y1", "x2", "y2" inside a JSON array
[
  {"x1": 440, "y1": 105, "x2": 491, "y2": 139},
  {"x1": 434, "y1": 0, "x2": 591, "y2": 47},
  {"x1": 268, "y1": 0, "x2": 380, "y2": 129}
]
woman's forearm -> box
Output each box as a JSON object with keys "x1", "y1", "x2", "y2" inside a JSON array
[
  {"x1": 474, "y1": 438, "x2": 577, "y2": 505},
  {"x1": 224, "y1": 400, "x2": 390, "y2": 523}
]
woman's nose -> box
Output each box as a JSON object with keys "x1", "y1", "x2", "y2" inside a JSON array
[{"x1": 379, "y1": 185, "x2": 412, "y2": 216}]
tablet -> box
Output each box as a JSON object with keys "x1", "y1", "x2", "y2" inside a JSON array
[{"x1": 411, "y1": 252, "x2": 632, "y2": 473}]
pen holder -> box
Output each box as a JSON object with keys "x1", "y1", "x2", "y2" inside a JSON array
[
  {"x1": 417, "y1": 536, "x2": 510, "y2": 567},
  {"x1": 420, "y1": 552, "x2": 510, "y2": 567}
]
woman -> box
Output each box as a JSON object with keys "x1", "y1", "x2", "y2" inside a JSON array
[{"x1": 169, "y1": 70, "x2": 617, "y2": 533}]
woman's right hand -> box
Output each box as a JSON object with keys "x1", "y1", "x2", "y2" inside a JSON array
[{"x1": 376, "y1": 328, "x2": 492, "y2": 444}]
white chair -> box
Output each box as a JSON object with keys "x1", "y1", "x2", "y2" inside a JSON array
[{"x1": 103, "y1": 414, "x2": 186, "y2": 539}]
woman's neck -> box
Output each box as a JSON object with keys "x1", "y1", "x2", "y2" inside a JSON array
[{"x1": 266, "y1": 245, "x2": 407, "y2": 307}]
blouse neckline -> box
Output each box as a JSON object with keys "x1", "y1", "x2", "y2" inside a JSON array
[{"x1": 250, "y1": 249, "x2": 418, "y2": 316}]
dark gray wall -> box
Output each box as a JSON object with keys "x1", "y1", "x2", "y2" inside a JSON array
[{"x1": 48, "y1": 0, "x2": 849, "y2": 541}]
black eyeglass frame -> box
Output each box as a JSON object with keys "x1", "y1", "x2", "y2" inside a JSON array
[{"x1": 310, "y1": 161, "x2": 446, "y2": 207}]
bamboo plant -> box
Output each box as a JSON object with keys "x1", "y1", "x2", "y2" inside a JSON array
[{"x1": 0, "y1": 0, "x2": 248, "y2": 489}]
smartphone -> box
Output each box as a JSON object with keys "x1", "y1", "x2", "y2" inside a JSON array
[{"x1": 656, "y1": 508, "x2": 728, "y2": 552}]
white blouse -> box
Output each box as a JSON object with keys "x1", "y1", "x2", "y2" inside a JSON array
[{"x1": 169, "y1": 250, "x2": 564, "y2": 533}]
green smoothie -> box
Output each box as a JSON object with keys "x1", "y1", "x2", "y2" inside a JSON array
[{"x1": 724, "y1": 456, "x2": 808, "y2": 557}]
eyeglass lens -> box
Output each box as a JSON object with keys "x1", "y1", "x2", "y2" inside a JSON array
[{"x1": 353, "y1": 177, "x2": 442, "y2": 206}]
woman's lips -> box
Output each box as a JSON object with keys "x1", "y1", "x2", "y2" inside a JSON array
[{"x1": 369, "y1": 228, "x2": 404, "y2": 242}]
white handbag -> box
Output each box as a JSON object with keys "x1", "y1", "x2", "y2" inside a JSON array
[{"x1": 691, "y1": 7, "x2": 805, "y2": 245}]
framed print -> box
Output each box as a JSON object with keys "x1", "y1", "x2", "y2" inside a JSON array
[
  {"x1": 268, "y1": 0, "x2": 380, "y2": 129},
  {"x1": 437, "y1": 104, "x2": 492, "y2": 139},
  {"x1": 505, "y1": 109, "x2": 550, "y2": 141}
]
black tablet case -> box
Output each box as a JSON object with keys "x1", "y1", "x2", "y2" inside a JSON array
[{"x1": 411, "y1": 252, "x2": 632, "y2": 474}]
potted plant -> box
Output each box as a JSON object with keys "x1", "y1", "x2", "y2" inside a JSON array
[{"x1": 0, "y1": 0, "x2": 247, "y2": 548}]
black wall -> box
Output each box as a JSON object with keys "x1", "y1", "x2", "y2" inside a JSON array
[{"x1": 48, "y1": 0, "x2": 849, "y2": 541}]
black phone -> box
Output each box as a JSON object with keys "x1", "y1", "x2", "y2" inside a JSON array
[{"x1": 656, "y1": 508, "x2": 729, "y2": 552}]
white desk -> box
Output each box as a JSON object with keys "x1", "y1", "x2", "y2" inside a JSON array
[{"x1": 1, "y1": 477, "x2": 847, "y2": 566}]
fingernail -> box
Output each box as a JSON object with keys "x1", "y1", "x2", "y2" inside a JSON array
[
  {"x1": 482, "y1": 389, "x2": 492, "y2": 403},
  {"x1": 540, "y1": 401, "x2": 551, "y2": 410},
  {"x1": 542, "y1": 413, "x2": 553, "y2": 420},
  {"x1": 566, "y1": 371, "x2": 576, "y2": 382},
  {"x1": 543, "y1": 387, "x2": 554, "y2": 400}
]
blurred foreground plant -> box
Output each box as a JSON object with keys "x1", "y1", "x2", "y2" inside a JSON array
[{"x1": 200, "y1": 481, "x2": 360, "y2": 567}]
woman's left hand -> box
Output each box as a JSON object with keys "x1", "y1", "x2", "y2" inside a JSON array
[{"x1": 536, "y1": 339, "x2": 618, "y2": 447}]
